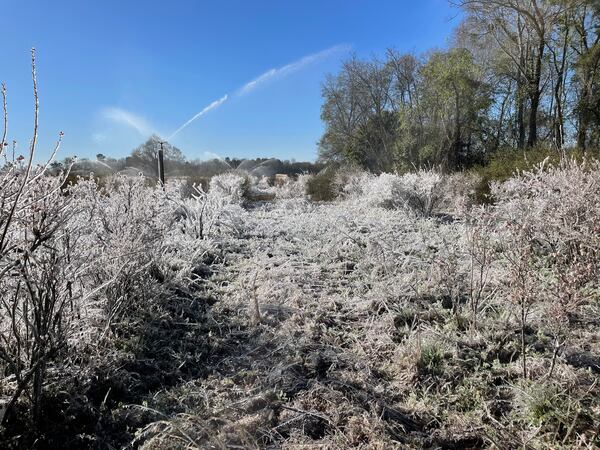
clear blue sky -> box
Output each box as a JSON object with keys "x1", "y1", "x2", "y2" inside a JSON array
[{"x1": 2, "y1": 0, "x2": 461, "y2": 162}]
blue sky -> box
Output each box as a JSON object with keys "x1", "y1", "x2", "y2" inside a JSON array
[{"x1": 2, "y1": 0, "x2": 461, "y2": 162}]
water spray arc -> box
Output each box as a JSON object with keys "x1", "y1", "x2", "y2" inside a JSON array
[
  {"x1": 167, "y1": 94, "x2": 228, "y2": 141},
  {"x1": 140, "y1": 43, "x2": 350, "y2": 182},
  {"x1": 155, "y1": 95, "x2": 229, "y2": 183}
]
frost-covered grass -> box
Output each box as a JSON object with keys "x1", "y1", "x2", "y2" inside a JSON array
[
  {"x1": 130, "y1": 161, "x2": 600, "y2": 449},
  {"x1": 1, "y1": 160, "x2": 599, "y2": 449}
]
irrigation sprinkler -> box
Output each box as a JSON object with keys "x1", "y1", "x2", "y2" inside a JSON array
[{"x1": 157, "y1": 141, "x2": 165, "y2": 187}]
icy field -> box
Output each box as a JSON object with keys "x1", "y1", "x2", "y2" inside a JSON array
[
  {"x1": 2, "y1": 165, "x2": 599, "y2": 449},
  {"x1": 134, "y1": 167, "x2": 600, "y2": 449}
]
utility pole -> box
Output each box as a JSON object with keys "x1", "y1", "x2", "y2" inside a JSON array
[{"x1": 157, "y1": 141, "x2": 165, "y2": 187}]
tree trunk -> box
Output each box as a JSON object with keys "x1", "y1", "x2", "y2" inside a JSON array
[
  {"x1": 577, "y1": 70, "x2": 593, "y2": 150},
  {"x1": 553, "y1": 26, "x2": 569, "y2": 149},
  {"x1": 528, "y1": 89, "x2": 540, "y2": 148},
  {"x1": 517, "y1": 89, "x2": 526, "y2": 149},
  {"x1": 577, "y1": 113, "x2": 588, "y2": 150},
  {"x1": 527, "y1": 40, "x2": 545, "y2": 148},
  {"x1": 32, "y1": 362, "x2": 44, "y2": 426},
  {"x1": 494, "y1": 85, "x2": 511, "y2": 153},
  {"x1": 554, "y1": 85, "x2": 565, "y2": 148}
]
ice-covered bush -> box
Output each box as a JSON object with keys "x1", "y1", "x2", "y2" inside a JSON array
[
  {"x1": 491, "y1": 158, "x2": 600, "y2": 378},
  {"x1": 305, "y1": 167, "x2": 338, "y2": 201},
  {"x1": 361, "y1": 172, "x2": 399, "y2": 207},
  {"x1": 441, "y1": 171, "x2": 481, "y2": 215},
  {"x1": 68, "y1": 175, "x2": 175, "y2": 331},
  {"x1": 257, "y1": 176, "x2": 271, "y2": 191},
  {"x1": 0, "y1": 165, "x2": 79, "y2": 424},
  {"x1": 335, "y1": 170, "x2": 397, "y2": 206},
  {"x1": 339, "y1": 169, "x2": 446, "y2": 216},
  {"x1": 392, "y1": 169, "x2": 445, "y2": 216},
  {"x1": 208, "y1": 172, "x2": 249, "y2": 204},
  {"x1": 274, "y1": 174, "x2": 310, "y2": 199},
  {"x1": 170, "y1": 182, "x2": 246, "y2": 243},
  {"x1": 332, "y1": 166, "x2": 370, "y2": 197},
  {"x1": 0, "y1": 52, "x2": 96, "y2": 424}
]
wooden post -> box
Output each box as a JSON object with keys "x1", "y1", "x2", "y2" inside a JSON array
[{"x1": 157, "y1": 142, "x2": 165, "y2": 186}]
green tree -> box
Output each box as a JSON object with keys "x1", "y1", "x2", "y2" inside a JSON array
[
  {"x1": 347, "y1": 110, "x2": 398, "y2": 172},
  {"x1": 401, "y1": 48, "x2": 491, "y2": 170}
]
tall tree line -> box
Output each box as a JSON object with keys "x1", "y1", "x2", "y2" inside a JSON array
[{"x1": 318, "y1": 0, "x2": 600, "y2": 172}]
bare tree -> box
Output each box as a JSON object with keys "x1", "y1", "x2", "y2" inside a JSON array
[{"x1": 458, "y1": 0, "x2": 571, "y2": 148}]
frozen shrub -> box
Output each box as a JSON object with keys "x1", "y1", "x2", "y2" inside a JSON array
[
  {"x1": 0, "y1": 168, "x2": 79, "y2": 424},
  {"x1": 172, "y1": 182, "x2": 246, "y2": 243},
  {"x1": 257, "y1": 175, "x2": 271, "y2": 191},
  {"x1": 362, "y1": 172, "x2": 399, "y2": 207},
  {"x1": 180, "y1": 175, "x2": 209, "y2": 198},
  {"x1": 338, "y1": 172, "x2": 371, "y2": 198},
  {"x1": 463, "y1": 206, "x2": 500, "y2": 330},
  {"x1": 68, "y1": 175, "x2": 174, "y2": 333},
  {"x1": 274, "y1": 174, "x2": 310, "y2": 199},
  {"x1": 392, "y1": 169, "x2": 445, "y2": 216},
  {"x1": 341, "y1": 169, "x2": 446, "y2": 216},
  {"x1": 209, "y1": 171, "x2": 249, "y2": 204},
  {"x1": 0, "y1": 52, "x2": 97, "y2": 424},
  {"x1": 492, "y1": 158, "x2": 600, "y2": 378},
  {"x1": 441, "y1": 172, "x2": 481, "y2": 215},
  {"x1": 332, "y1": 165, "x2": 370, "y2": 197},
  {"x1": 336, "y1": 171, "x2": 398, "y2": 207},
  {"x1": 244, "y1": 175, "x2": 278, "y2": 202},
  {"x1": 305, "y1": 167, "x2": 338, "y2": 201}
]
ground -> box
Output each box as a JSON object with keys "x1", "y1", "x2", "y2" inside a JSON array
[
  {"x1": 2, "y1": 182, "x2": 599, "y2": 449},
  {"x1": 126, "y1": 197, "x2": 599, "y2": 449}
]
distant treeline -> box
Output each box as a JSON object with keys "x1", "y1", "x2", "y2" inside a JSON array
[
  {"x1": 54, "y1": 135, "x2": 324, "y2": 181},
  {"x1": 318, "y1": 0, "x2": 600, "y2": 173}
]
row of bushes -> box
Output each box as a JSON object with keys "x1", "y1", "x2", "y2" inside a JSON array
[
  {"x1": 472, "y1": 146, "x2": 600, "y2": 203},
  {"x1": 304, "y1": 146, "x2": 600, "y2": 209},
  {"x1": 70, "y1": 147, "x2": 584, "y2": 213}
]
